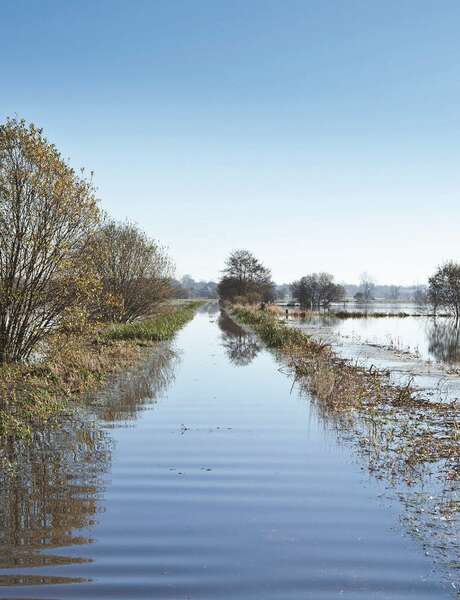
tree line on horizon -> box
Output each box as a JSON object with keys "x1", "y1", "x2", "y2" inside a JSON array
[
  {"x1": 216, "y1": 250, "x2": 460, "y2": 319},
  {"x1": 216, "y1": 249, "x2": 345, "y2": 310}
]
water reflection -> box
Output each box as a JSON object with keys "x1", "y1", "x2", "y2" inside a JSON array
[
  {"x1": 88, "y1": 344, "x2": 178, "y2": 423},
  {"x1": 0, "y1": 421, "x2": 110, "y2": 584},
  {"x1": 199, "y1": 300, "x2": 219, "y2": 315},
  {"x1": 427, "y1": 319, "x2": 460, "y2": 364},
  {"x1": 295, "y1": 312, "x2": 460, "y2": 365},
  {"x1": 218, "y1": 312, "x2": 261, "y2": 366},
  {"x1": 0, "y1": 344, "x2": 178, "y2": 586}
]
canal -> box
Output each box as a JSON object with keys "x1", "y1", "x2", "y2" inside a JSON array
[{"x1": 0, "y1": 306, "x2": 453, "y2": 599}]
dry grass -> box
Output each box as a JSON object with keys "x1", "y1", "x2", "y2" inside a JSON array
[{"x1": 0, "y1": 302, "x2": 204, "y2": 441}]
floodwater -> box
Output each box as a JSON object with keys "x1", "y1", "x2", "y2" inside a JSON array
[
  {"x1": 292, "y1": 311, "x2": 460, "y2": 365},
  {"x1": 328, "y1": 302, "x2": 427, "y2": 316},
  {"x1": 0, "y1": 306, "x2": 455, "y2": 599}
]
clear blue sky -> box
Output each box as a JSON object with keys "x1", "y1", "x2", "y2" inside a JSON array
[{"x1": 2, "y1": 0, "x2": 459, "y2": 284}]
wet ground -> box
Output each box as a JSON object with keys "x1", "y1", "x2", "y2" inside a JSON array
[
  {"x1": 0, "y1": 305, "x2": 456, "y2": 599},
  {"x1": 289, "y1": 312, "x2": 460, "y2": 403}
]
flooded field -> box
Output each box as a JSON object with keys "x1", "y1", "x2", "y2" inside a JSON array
[
  {"x1": 0, "y1": 306, "x2": 457, "y2": 599},
  {"x1": 293, "y1": 312, "x2": 460, "y2": 364},
  {"x1": 328, "y1": 302, "x2": 429, "y2": 316}
]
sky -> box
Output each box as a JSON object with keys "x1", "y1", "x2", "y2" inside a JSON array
[{"x1": 1, "y1": 0, "x2": 459, "y2": 285}]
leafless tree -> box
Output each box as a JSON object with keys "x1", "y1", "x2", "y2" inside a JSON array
[
  {"x1": 218, "y1": 249, "x2": 274, "y2": 303},
  {"x1": 360, "y1": 272, "x2": 376, "y2": 302},
  {"x1": 0, "y1": 118, "x2": 100, "y2": 363},
  {"x1": 387, "y1": 285, "x2": 400, "y2": 301},
  {"x1": 412, "y1": 286, "x2": 427, "y2": 307},
  {"x1": 291, "y1": 273, "x2": 345, "y2": 310},
  {"x1": 428, "y1": 262, "x2": 460, "y2": 320}
]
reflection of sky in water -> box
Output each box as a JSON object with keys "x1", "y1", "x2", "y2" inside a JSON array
[
  {"x1": 297, "y1": 314, "x2": 460, "y2": 364},
  {"x1": 0, "y1": 311, "x2": 454, "y2": 598}
]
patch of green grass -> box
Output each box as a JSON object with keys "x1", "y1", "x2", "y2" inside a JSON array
[
  {"x1": 232, "y1": 306, "x2": 318, "y2": 351},
  {"x1": 104, "y1": 301, "x2": 204, "y2": 342}
]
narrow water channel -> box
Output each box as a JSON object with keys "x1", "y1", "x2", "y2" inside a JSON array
[{"x1": 0, "y1": 306, "x2": 454, "y2": 599}]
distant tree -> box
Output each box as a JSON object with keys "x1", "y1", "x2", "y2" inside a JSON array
[
  {"x1": 175, "y1": 275, "x2": 217, "y2": 299},
  {"x1": 354, "y1": 291, "x2": 365, "y2": 303},
  {"x1": 412, "y1": 286, "x2": 427, "y2": 307},
  {"x1": 0, "y1": 118, "x2": 100, "y2": 363},
  {"x1": 360, "y1": 272, "x2": 376, "y2": 302},
  {"x1": 291, "y1": 275, "x2": 317, "y2": 309},
  {"x1": 170, "y1": 279, "x2": 188, "y2": 299},
  {"x1": 291, "y1": 273, "x2": 345, "y2": 310},
  {"x1": 194, "y1": 280, "x2": 218, "y2": 299},
  {"x1": 317, "y1": 272, "x2": 346, "y2": 308},
  {"x1": 90, "y1": 220, "x2": 174, "y2": 322},
  {"x1": 274, "y1": 283, "x2": 291, "y2": 302},
  {"x1": 180, "y1": 275, "x2": 195, "y2": 295},
  {"x1": 217, "y1": 249, "x2": 274, "y2": 303},
  {"x1": 387, "y1": 285, "x2": 400, "y2": 301},
  {"x1": 428, "y1": 262, "x2": 460, "y2": 320}
]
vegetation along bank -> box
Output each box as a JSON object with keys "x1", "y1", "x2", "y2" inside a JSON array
[
  {"x1": 230, "y1": 306, "x2": 459, "y2": 483},
  {"x1": 0, "y1": 301, "x2": 203, "y2": 448}
]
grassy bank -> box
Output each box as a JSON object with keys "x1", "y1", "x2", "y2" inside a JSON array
[
  {"x1": 105, "y1": 301, "x2": 203, "y2": 342},
  {"x1": 231, "y1": 306, "x2": 459, "y2": 480},
  {"x1": 232, "y1": 306, "x2": 416, "y2": 410},
  {"x1": 0, "y1": 301, "x2": 204, "y2": 443}
]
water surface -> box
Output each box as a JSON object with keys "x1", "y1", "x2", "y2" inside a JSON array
[
  {"x1": 292, "y1": 312, "x2": 460, "y2": 365},
  {"x1": 0, "y1": 308, "x2": 454, "y2": 599}
]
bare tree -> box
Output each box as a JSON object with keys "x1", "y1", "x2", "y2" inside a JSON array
[
  {"x1": 0, "y1": 118, "x2": 100, "y2": 363},
  {"x1": 360, "y1": 272, "x2": 376, "y2": 302},
  {"x1": 428, "y1": 262, "x2": 460, "y2": 320},
  {"x1": 217, "y1": 249, "x2": 273, "y2": 303},
  {"x1": 412, "y1": 286, "x2": 427, "y2": 307},
  {"x1": 291, "y1": 273, "x2": 345, "y2": 310},
  {"x1": 90, "y1": 219, "x2": 174, "y2": 322},
  {"x1": 387, "y1": 285, "x2": 400, "y2": 301}
]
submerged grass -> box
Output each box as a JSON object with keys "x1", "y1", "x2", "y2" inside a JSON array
[
  {"x1": 0, "y1": 301, "x2": 204, "y2": 445},
  {"x1": 276, "y1": 307, "x2": 449, "y2": 319}
]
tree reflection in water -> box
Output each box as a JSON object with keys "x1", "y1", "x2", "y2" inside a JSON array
[
  {"x1": 218, "y1": 311, "x2": 261, "y2": 366},
  {"x1": 0, "y1": 343, "x2": 178, "y2": 585},
  {"x1": 427, "y1": 318, "x2": 460, "y2": 364},
  {"x1": 88, "y1": 344, "x2": 178, "y2": 423}
]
